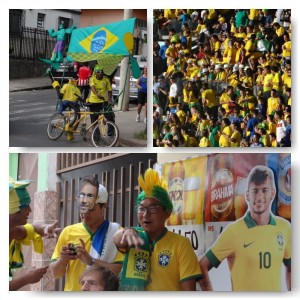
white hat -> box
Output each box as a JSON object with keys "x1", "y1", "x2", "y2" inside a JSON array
[
  {"x1": 244, "y1": 66, "x2": 250, "y2": 70},
  {"x1": 202, "y1": 68, "x2": 208, "y2": 73},
  {"x1": 239, "y1": 64, "x2": 244, "y2": 69},
  {"x1": 97, "y1": 184, "x2": 108, "y2": 203},
  {"x1": 215, "y1": 64, "x2": 222, "y2": 70},
  {"x1": 224, "y1": 64, "x2": 229, "y2": 69},
  {"x1": 233, "y1": 65, "x2": 239, "y2": 72},
  {"x1": 187, "y1": 59, "x2": 193, "y2": 64},
  {"x1": 179, "y1": 50, "x2": 185, "y2": 55}
]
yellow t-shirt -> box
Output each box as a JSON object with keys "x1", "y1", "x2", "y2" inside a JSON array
[
  {"x1": 263, "y1": 73, "x2": 274, "y2": 92},
  {"x1": 220, "y1": 93, "x2": 231, "y2": 113},
  {"x1": 176, "y1": 110, "x2": 187, "y2": 125},
  {"x1": 282, "y1": 41, "x2": 291, "y2": 58},
  {"x1": 199, "y1": 136, "x2": 211, "y2": 147},
  {"x1": 202, "y1": 89, "x2": 218, "y2": 107},
  {"x1": 89, "y1": 76, "x2": 112, "y2": 103},
  {"x1": 276, "y1": 27, "x2": 285, "y2": 37},
  {"x1": 272, "y1": 73, "x2": 282, "y2": 91},
  {"x1": 230, "y1": 130, "x2": 241, "y2": 147},
  {"x1": 206, "y1": 213, "x2": 291, "y2": 291},
  {"x1": 219, "y1": 126, "x2": 232, "y2": 147},
  {"x1": 61, "y1": 83, "x2": 82, "y2": 102},
  {"x1": 267, "y1": 97, "x2": 279, "y2": 115},
  {"x1": 51, "y1": 222, "x2": 123, "y2": 291},
  {"x1": 144, "y1": 230, "x2": 202, "y2": 291},
  {"x1": 216, "y1": 70, "x2": 226, "y2": 81}
]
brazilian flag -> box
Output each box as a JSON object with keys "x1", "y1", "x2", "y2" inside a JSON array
[{"x1": 67, "y1": 18, "x2": 136, "y2": 75}]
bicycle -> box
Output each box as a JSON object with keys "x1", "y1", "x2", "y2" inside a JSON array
[{"x1": 46, "y1": 100, "x2": 119, "y2": 147}]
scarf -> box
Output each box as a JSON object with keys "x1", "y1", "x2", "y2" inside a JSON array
[
  {"x1": 9, "y1": 224, "x2": 43, "y2": 277},
  {"x1": 90, "y1": 221, "x2": 120, "y2": 263},
  {"x1": 119, "y1": 228, "x2": 152, "y2": 291}
]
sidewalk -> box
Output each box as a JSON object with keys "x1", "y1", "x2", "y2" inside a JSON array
[{"x1": 9, "y1": 77, "x2": 147, "y2": 147}]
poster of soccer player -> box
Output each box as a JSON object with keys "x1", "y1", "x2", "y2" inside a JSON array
[{"x1": 159, "y1": 153, "x2": 291, "y2": 291}]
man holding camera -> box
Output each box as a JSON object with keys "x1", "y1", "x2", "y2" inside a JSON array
[{"x1": 49, "y1": 176, "x2": 122, "y2": 291}]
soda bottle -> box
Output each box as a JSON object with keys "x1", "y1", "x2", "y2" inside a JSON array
[
  {"x1": 167, "y1": 160, "x2": 185, "y2": 225},
  {"x1": 277, "y1": 154, "x2": 291, "y2": 221},
  {"x1": 210, "y1": 154, "x2": 235, "y2": 222}
]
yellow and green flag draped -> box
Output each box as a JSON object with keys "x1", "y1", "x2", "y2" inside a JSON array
[{"x1": 67, "y1": 18, "x2": 136, "y2": 75}]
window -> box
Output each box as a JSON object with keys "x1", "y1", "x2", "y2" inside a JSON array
[
  {"x1": 58, "y1": 17, "x2": 72, "y2": 29},
  {"x1": 37, "y1": 13, "x2": 45, "y2": 29}
]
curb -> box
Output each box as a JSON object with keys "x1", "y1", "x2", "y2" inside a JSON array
[
  {"x1": 10, "y1": 86, "x2": 52, "y2": 93},
  {"x1": 118, "y1": 138, "x2": 147, "y2": 147}
]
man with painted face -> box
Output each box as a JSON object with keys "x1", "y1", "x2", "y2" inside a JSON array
[
  {"x1": 49, "y1": 176, "x2": 122, "y2": 291},
  {"x1": 199, "y1": 165, "x2": 291, "y2": 291},
  {"x1": 9, "y1": 178, "x2": 60, "y2": 291},
  {"x1": 88, "y1": 67, "x2": 114, "y2": 124},
  {"x1": 113, "y1": 168, "x2": 202, "y2": 291}
]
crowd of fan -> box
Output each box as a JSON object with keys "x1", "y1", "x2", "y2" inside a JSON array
[{"x1": 153, "y1": 9, "x2": 291, "y2": 147}]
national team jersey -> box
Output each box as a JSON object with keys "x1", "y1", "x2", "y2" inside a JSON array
[
  {"x1": 219, "y1": 126, "x2": 232, "y2": 147},
  {"x1": 143, "y1": 229, "x2": 202, "y2": 290},
  {"x1": 51, "y1": 223, "x2": 123, "y2": 291},
  {"x1": 89, "y1": 76, "x2": 112, "y2": 103},
  {"x1": 61, "y1": 83, "x2": 81, "y2": 102},
  {"x1": 205, "y1": 212, "x2": 291, "y2": 291}
]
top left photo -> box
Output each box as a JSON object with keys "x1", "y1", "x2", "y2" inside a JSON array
[{"x1": 9, "y1": 9, "x2": 148, "y2": 147}]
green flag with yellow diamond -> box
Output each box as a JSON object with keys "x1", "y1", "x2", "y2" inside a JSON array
[{"x1": 67, "y1": 18, "x2": 136, "y2": 75}]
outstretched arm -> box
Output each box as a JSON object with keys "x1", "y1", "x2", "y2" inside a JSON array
[
  {"x1": 9, "y1": 266, "x2": 48, "y2": 291},
  {"x1": 113, "y1": 228, "x2": 144, "y2": 251}
]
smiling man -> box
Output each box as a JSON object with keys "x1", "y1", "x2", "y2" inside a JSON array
[
  {"x1": 49, "y1": 176, "x2": 122, "y2": 291},
  {"x1": 113, "y1": 168, "x2": 202, "y2": 291},
  {"x1": 199, "y1": 165, "x2": 291, "y2": 291}
]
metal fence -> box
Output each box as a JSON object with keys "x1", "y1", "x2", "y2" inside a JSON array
[{"x1": 9, "y1": 26, "x2": 56, "y2": 61}]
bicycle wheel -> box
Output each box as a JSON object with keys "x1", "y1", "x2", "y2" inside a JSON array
[
  {"x1": 47, "y1": 113, "x2": 65, "y2": 140},
  {"x1": 91, "y1": 121, "x2": 119, "y2": 147}
]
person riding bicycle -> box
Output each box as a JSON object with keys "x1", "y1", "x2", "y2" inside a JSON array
[
  {"x1": 87, "y1": 66, "x2": 115, "y2": 124},
  {"x1": 52, "y1": 78, "x2": 82, "y2": 141}
]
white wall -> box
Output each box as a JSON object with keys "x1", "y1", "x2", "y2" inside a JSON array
[{"x1": 24, "y1": 9, "x2": 81, "y2": 30}]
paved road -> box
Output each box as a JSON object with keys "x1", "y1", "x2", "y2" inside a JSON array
[{"x1": 10, "y1": 89, "x2": 114, "y2": 147}]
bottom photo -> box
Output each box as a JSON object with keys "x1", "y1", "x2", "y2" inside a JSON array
[{"x1": 9, "y1": 152, "x2": 291, "y2": 292}]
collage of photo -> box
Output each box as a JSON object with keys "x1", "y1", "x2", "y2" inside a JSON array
[{"x1": 8, "y1": 8, "x2": 292, "y2": 295}]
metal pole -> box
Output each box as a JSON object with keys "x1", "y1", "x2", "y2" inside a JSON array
[{"x1": 120, "y1": 9, "x2": 133, "y2": 112}]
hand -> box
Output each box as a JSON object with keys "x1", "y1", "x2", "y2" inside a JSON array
[
  {"x1": 24, "y1": 266, "x2": 49, "y2": 284},
  {"x1": 44, "y1": 221, "x2": 61, "y2": 238},
  {"x1": 76, "y1": 239, "x2": 93, "y2": 265},
  {"x1": 121, "y1": 228, "x2": 145, "y2": 251},
  {"x1": 59, "y1": 244, "x2": 78, "y2": 262}
]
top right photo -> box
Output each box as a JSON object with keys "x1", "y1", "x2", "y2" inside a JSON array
[{"x1": 153, "y1": 9, "x2": 291, "y2": 148}]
